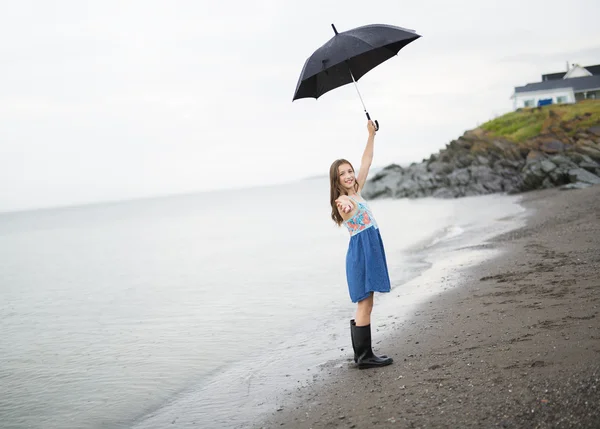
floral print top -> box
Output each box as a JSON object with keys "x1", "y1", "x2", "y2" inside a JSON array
[{"x1": 343, "y1": 195, "x2": 379, "y2": 236}]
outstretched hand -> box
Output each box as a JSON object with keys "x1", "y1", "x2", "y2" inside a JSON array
[{"x1": 335, "y1": 197, "x2": 353, "y2": 214}]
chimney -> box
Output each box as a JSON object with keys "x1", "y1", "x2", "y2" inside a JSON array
[{"x1": 566, "y1": 61, "x2": 570, "y2": 72}]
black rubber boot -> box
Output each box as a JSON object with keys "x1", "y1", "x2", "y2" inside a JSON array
[
  {"x1": 350, "y1": 319, "x2": 358, "y2": 363},
  {"x1": 353, "y1": 324, "x2": 393, "y2": 369},
  {"x1": 351, "y1": 319, "x2": 387, "y2": 363}
]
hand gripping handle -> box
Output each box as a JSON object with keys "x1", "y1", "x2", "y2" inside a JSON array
[{"x1": 365, "y1": 112, "x2": 379, "y2": 131}]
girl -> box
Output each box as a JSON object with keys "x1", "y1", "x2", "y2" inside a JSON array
[{"x1": 330, "y1": 120, "x2": 393, "y2": 370}]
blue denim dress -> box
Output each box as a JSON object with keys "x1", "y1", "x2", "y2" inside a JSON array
[{"x1": 343, "y1": 195, "x2": 392, "y2": 303}]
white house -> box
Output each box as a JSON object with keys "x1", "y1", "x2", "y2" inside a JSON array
[{"x1": 512, "y1": 63, "x2": 600, "y2": 109}]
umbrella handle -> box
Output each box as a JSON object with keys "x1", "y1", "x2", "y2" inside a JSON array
[{"x1": 365, "y1": 112, "x2": 380, "y2": 131}]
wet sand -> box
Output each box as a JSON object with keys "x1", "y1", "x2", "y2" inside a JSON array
[{"x1": 258, "y1": 186, "x2": 600, "y2": 429}]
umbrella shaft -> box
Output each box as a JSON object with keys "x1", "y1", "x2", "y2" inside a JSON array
[{"x1": 349, "y1": 69, "x2": 369, "y2": 118}]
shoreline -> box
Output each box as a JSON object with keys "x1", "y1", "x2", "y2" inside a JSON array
[{"x1": 258, "y1": 186, "x2": 600, "y2": 428}]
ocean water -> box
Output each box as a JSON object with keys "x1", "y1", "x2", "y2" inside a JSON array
[{"x1": 0, "y1": 178, "x2": 526, "y2": 429}]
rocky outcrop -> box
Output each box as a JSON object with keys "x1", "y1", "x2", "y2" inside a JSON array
[{"x1": 363, "y1": 112, "x2": 600, "y2": 200}]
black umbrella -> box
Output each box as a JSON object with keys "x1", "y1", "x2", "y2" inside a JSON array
[{"x1": 292, "y1": 23, "x2": 421, "y2": 130}]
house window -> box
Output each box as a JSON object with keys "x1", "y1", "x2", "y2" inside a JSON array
[
  {"x1": 556, "y1": 96, "x2": 568, "y2": 104},
  {"x1": 523, "y1": 99, "x2": 535, "y2": 107}
]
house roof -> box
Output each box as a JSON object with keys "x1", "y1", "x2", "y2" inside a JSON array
[
  {"x1": 542, "y1": 64, "x2": 600, "y2": 81},
  {"x1": 586, "y1": 65, "x2": 600, "y2": 75},
  {"x1": 542, "y1": 71, "x2": 567, "y2": 81},
  {"x1": 564, "y1": 64, "x2": 593, "y2": 79},
  {"x1": 514, "y1": 74, "x2": 600, "y2": 94}
]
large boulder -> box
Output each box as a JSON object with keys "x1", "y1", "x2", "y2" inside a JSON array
[
  {"x1": 447, "y1": 168, "x2": 470, "y2": 186},
  {"x1": 427, "y1": 161, "x2": 454, "y2": 175},
  {"x1": 469, "y1": 165, "x2": 504, "y2": 192},
  {"x1": 578, "y1": 155, "x2": 600, "y2": 175},
  {"x1": 568, "y1": 168, "x2": 600, "y2": 185},
  {"x1": 540, "y1": 139, "x2": 566, "y2": 154},
  {"x1": 548, "y1": 154, "x2": 579, "y2": 170},
  {"x1": 539, "y1": 159, "x2": 558, "y2": 173},
  {"x1": 431, "y1": 187, "x2": 457, "y2": 198},
  {"x1": 521, "y1": 160, "x2": 547, "y2": 191},
  {"x1": 588, "y1": 126, "x2": 600, "y2": 137}
]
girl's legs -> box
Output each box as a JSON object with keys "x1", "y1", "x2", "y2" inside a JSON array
[
  {"x1": 355, "y1": 292, "x2": 374, "y2": 326},
  {"x1": 351, "y1": 292, "x2": 393, "y2": 369}
]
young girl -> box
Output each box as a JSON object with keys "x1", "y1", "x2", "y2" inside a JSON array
[{"x1": 330, "y1": 120, "x2": 393, "y2": 370}]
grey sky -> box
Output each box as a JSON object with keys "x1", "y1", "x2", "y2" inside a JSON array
[{"x1": 1, "y1": 0, "x2": 599, "y2": 212}]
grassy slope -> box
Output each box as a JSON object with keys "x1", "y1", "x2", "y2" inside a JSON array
[{"x1": 480, "y1": 100, "x2": 600, "y2": 143}]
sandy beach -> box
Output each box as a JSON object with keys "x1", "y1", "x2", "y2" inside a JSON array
[{"x1": 259, "y1": 185, "x2": 600, "y2": 429}]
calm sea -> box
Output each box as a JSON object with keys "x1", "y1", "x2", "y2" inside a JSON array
[{"x1": 0, "y1": 178, "x2": 526, "y2": 428}]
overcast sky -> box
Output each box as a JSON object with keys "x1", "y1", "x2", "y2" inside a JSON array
[{"x1": 1, "y1": 0, "x2": 599, "y2": 212}]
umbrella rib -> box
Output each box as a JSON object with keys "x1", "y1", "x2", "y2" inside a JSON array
[
  {"x1": 335, "y1": 34, "x2": 405, "y2": 76},
  {"x1": 340, "y1": 33, "x2": 377, "y2": 50},
  {"x1": 339, "y1": 32, "x2": 409, "y2": 54}
]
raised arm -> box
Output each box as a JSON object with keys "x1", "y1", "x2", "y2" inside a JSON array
[{"x1": 356, "y1": 120, "x2": 377, "y2": 191}]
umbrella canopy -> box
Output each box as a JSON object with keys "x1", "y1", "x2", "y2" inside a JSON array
[{"x1": 292, "y1": 23, "x2": 421, "y2": 101}]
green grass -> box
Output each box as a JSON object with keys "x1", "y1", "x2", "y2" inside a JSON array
[
  {"x1": 481, "y1": 109, "x2": 547, "y2": 142},
  {"x1": 480, "y1": 100, "x2": 600, "y2": 142},
  {"x1": 559, "y1": 99, "x2": 600, "y2": 122}
]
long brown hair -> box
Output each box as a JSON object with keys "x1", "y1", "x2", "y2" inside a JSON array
[{"x1": 329, "y1": 159, "x2": 359, "y2": 226}]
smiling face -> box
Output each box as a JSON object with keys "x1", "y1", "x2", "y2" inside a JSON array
[
  {"x1": 338, "y1": 163, "x2": 356, "y2": 192},
  {"x1": 329, "y1": 158, "x2": 358, "y2": 225}
]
